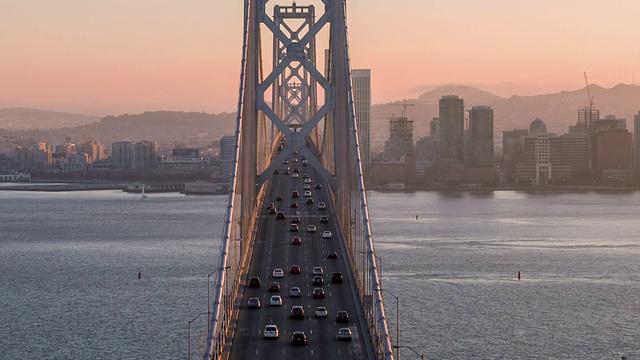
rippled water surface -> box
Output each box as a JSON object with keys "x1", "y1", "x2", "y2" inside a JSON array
[{"x1": 2, "y1": 189, "x2": 639, "y2": 359}]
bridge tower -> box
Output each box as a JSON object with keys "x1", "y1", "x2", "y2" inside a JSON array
[{"x1": 203, "y1": 1, "x2": 393, "y2": 359}]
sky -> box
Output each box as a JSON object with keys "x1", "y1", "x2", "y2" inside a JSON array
[{"x1": 1, "y1": 0, "x2": 639, "y2": 116}]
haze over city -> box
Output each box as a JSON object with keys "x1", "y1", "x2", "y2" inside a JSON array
[{"x1": 2, "y1": 0, "x2": 639, "y2": 116}]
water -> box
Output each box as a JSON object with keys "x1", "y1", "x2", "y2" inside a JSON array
[
  {"x1": 368, "y1": 190, "x2": 640, "y2": 360},
  {"x1": 2, "y1": 189, "x2": 639, "y2": 359}
]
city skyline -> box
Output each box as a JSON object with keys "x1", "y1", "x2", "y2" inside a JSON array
[{"x1": 2, "y1": 1, "x2": 639, "y2": 116}]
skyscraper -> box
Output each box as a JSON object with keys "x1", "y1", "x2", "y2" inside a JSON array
[
  {"x1": 351, "y1": 69, "x2": 371, "y2": 176},
  {"x1": 468, "y1": 106, "x2": 494, "y2": 166},
  {"x1": 578, "y1": 107, "x2": 600, "y2": 133},
  {"x1": 133, "y1": 141, "x2": 157, "y2": 170},
  {"x1": 111, "y1": 141, "x2": 133, "y2": 169},
  {"x1": 220, "y1": 135, "x2": 236, "y2": 174},
  {"x1": 438, "y1": 95, "x2": 465, "y2": 163}
]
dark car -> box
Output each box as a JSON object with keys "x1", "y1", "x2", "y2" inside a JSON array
[
  {"x1": 290, "y1": 202, "x2": 298, "y2": 208},
  {"x1": 266, "y1": 203, "x2": 275, "y2": 209},
  {"x1": 292, "y1": 236, "x2": 302, "y2": 245},
  {"x1": 273, "y1": 168, "x2": 279, "y2": 174},
  {"x1": 327, "y1": 251, "x2": 338, "y2": 259},
  {"x1": 248, "y1": 277, "x2": 261, "y2": 288},
  {"x1": 293, "y1": 167, "x2": 300, "y2": 173},
  {"x1": 289, "y1": 224, "x2": 299, "y2": 232},
  {"x1": 319, "y1": 216, "x2": 329, "y2": 223},
  {"x1": 306, "y1": 198, "x2": 314, "y2": 205},
  {"x1": 276, "y1": 211, "x2": 286, "y2": 219},
  {"x1": 315, "y1": 183, "x2": 322, "y2": 189},
  {"x1": 291, "y1": 191, "x2": 299, "y2": 198},
  {"x1": 276, "y1": 195, "x2": 283, "y2": 201},
  {"x1": 331, "y1": 272, "x2": 343, "y2": 283},
  {"x1": 312, "y1": 275, "x2": 324, "y2": 286},
  {"x1": 291, "y1": 216, "x2": 301, "y2": 223},
  {"x1": 290, "y1": 306, "x2": 305, "y2": 319},
  {"x1": 283, "y1": 170, "x2": 290, "y2": 175},
  {"x1": 336, "y1": 310, "x2": 349, "y2": 323},
  {"x1": 268, "y1": 282, "x2": 281, "y2": 292},
  {"x1": 268, "y1": 207, "x2": 277, "y2": 215},
  {"x1": 247, "y1": 297, "x2": 261, "y2": 309},
  {"x1": 312, "y1": 288, "x2": 325, "y2": 299},
  {"x1": 290, "y1": 265, "x2": 301, "y2": 274}
]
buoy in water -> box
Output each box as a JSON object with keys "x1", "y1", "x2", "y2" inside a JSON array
[
  {"x1": 416, "y1": 215, "x2": 419, "y2": 220},
  {"x1": 517, "y1": 271, "x2": 521, "y2": 280},
  {"x1": 138, "y1": 271, "x2": 142, "y2": 279}
]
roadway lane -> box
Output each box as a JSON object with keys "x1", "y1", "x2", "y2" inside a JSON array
[{"x1": 229, "y1": 155, "x2": 369, "y2": 360}]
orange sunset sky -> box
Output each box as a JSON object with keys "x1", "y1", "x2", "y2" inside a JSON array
[{"x1": 1, "y1": 0, "x2": 639, "y2": 116}]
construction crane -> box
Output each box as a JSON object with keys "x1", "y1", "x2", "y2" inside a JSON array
[
  {"x1": 390, "y1": 100, "x2": 415, "y2": 118},
  {"x1": 584, "y1": 71, "x2": 594, "y2": 110}
]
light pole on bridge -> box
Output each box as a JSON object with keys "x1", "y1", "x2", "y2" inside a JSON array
[
  {"x1": 375, "y1": 288, "x2": 400, "y2": 360},
  {"x1": 207, "y1": 265, "x2": 231, "y2": 334},
  {"x1": 392, "y1": 345, "x2": 425, "y2": 359},
  {"x1": 188, "y1": 312, "x2": 209, "y2": 360}
]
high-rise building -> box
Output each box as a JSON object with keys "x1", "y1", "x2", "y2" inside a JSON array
[
  {"x1": 133, "y1": 141, "x2": 157, "y2": 170},
  {"x1": 635, "y1": 111, "x2": 640, "y2": 178},
  {"x1": 592, "y1": 129, "x2": 633, "y2": 179},
  {"x1": 438, "y1": 95, "x2": 465, "y2": 163},
  {"x1": 383, "y1": 115, "x2": 413, "y2": 161},
  {"x1": 79, "y1": 141, "x2": 105, "y2": 163},
  {"x1": 351, "y1": 69, "x2": 371, "y2": 176},
  {"x1": 220, "y1": 135, "x2": 236, "y2": 174},
  {"x1": 111, "y1": 141, "x2": 133, "y2": 169},
  {"x1": 578, "y1": 107, "x2": 600, "y2": 133},
  {"x1": 468, "y1": 106, "x2": 494, "y2": 166}
]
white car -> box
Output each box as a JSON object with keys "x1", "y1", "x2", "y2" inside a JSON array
[
  {"x1": 264, "y1": 324, "x2": 279, "y2": 339},
  {"x1": 270, "y1": 295, "x2": 283, "y2": 306},
  {"x1": 322, "y1": 231, "x2": 332, "y2": 239},
  {"x1": 304, "y1": 178, "x2": 312, "y2": 184},
  {"x1": 315, "y1": 306, "x2": 328, "y2": 317},
  {"x1": 318, "y1": 202, "x2": 326, "y2": 210},
  {"x1": 312, "y1": 266, "x2": 324, "y2": 276},
  {"x1": 336, "y1": 327, "x2": 352, "y2": 341},
  {"x1": 303, "y1": 184, "x2": 311, "y2": 190},
  {"x1": 304, "y1": 190, "x2": 312, "y2": 197},
  {"x1": 292, "y1": 172, "x2": 299, "y2": 178},
  {"x1": 272, "y1": 268, "x2": 284, "y2": 278},
  {"x1": 289, "y1": 287, "x2": 301, "y2": 297},
  {"x1": 307, "y1": 225, "x2": 317, "y2": 233}
]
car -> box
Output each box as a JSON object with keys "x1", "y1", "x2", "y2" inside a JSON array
[
  {"x1": 304, "y1": 190, "x2": 312, "y2": 197},
  {"x1": 292, "y1": 172, "x2": 299, "y2": 178},
  {"x1": 290, "y1": 265, "x2": 301, "y2": 274},
  {"x1": 302, "y1": 159, "x2": 309, "y2": 166},
  {"x1": 293, "y1": 150, "x2": 299, "y2": 155},
  {"x1": 248, "y1": 297, "x2": 261, "y2": 309},
  {"x1": 266, "y1": 203, "x2": 275, "y2": 209},
  {"x1": 273, "y1": 168, "x2": 279, "y2": 174},
  {"x1": 307, "y1": 225, "x2": 317, "y2": 233},
  {"x1": 276, "y1": 195, "x2": 283, "y2": 201},
  {"x1": 289, "y1": 223, "x2": 299, "y2": 232},
  {"x1": 322, "y1": 230, "x2": 332, "y2": 239},
  {"x1": 283, "y1": 169, "x2": 290, "y2": 175},
  {"x1": 304, "y1": 178, "x2": 312, "y2": 184},
  {"x1": 291, "y1": 331, "x2": 307, "y2": 346},
  {"x1": 291, "y1": 216, "x2": 301, "y2": 223},
  {"x1": 315, "y1": 183, "x2": 322, "y2": 189},
  {"x1": 268, "y1": 282, "x2": 281, "y2": 292},
  {"x1": 312, "y1": 275, "x2": 324, "y2": 286},
  {"x1": 268, "y1": 207, "x2": 277, "y2": 214},
  {"x1": 312, "y1": 266, "x2": 324, "y2": 276},
  {"x1": 291, "y1": 236, "x2": 302, "y2": 245},
  {"x1": 306, "y1": 198, "x2": 314, "y2": 205},
  {"x1": 264, "y1": 324, "x2": 279, "y2": 339},
  {"x1": 292, "y1": 158, "x2": 298, "y2": 163},
  {"x1": 291, "y1": 191, "x2": 299, "y2": 198},
  {"x1": 303, "y1": 184, "x2": 311, "y2": 190},
  {"x1": 289, "y1": 287, "x2": 301, "y2": 297},
  {"x1": 272, "y1": 268, "x2": 284, "y2": 278},
  {"x1": 319, "y1": 216, "x2": 329, "y2": 223},
  {"x1": 336, "y1": 310, "x2": 349, "y2": 323},
  {"x1": 283, "y1": 160, "x2": 289, "y2": 164},
  {"x1": 315, "y1": 306, "x2": 328, "y2": 318},
  {"x1": 290, "y1": 202, "x2": 298, "y2": 208},
  {"x1": 336, "y1": 328, "x2": 352, "y2": 341},
  {"x1": 327, "y1": 251, "x2": 338, "y2": 259},
  {"x1": 290, "y1": 306, "x2": 305, "y2": 319},
  {"x1": 283, "y1": 165, "x2": 290, "y2": 171},
  {"x1": 331, "y1": 272, "x2": 343, "y2": 283},
  {"x1": 270, "y1": 295, "x2": 283, "y2": 306},
  {"x1": 312, "y1": 288, "x2": 325, "y2": 299},
  {"x1": 293, "y1": 167, "x2": 300, "y2": 173},
  {"x1": 248, "y1": 277, "x2": 261, "y2": 288},
  {"x1": 276, "y1": 211, "x2": 286, "y2": 219},
  {"x1": 318, "y1": 202, "x2": 326, "y2": 210},
  {"x1": 302, "y1": 173, "x2": 309, "y2": 178}
]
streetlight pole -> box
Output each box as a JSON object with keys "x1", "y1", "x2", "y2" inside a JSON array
[
  {"x1": 189, "y1": 312, "x2": 209, "y2": 360},
  {"x1": 208, "y1": 266, "x2": 231, "y2": 334},
  {"x1": 392, "y1": 345, "x2": 424, "y2": 359},
  {"x1": 375, "y1": 288, "x2": 400, "y2": 360}
]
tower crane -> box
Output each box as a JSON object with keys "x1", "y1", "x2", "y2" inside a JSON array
[
  {"x1": 390, "y1": 100, "x2": 415, "y2": 117},
  {"x1": 584, "y1": 71, "x2": 594, "y2": 110}
]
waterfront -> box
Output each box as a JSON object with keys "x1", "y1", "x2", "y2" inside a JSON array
[{"x1": 1, "y1": 189, "x2": 639, "y2": 359}]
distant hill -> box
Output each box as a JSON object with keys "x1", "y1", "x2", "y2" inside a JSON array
[
  {"x1": 9, "y1": 111, "x2": 237, "y2": 147},
  {"x1": 0, "y1": 107, "x2": 100, "y2": 131},
  {"x1": 370, "y1": 84, "x2": 640, "y2": 151}
]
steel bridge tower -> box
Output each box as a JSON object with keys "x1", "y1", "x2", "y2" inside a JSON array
[{"x1": 203, "y1": 1, "x2": 393, "y2": 359}]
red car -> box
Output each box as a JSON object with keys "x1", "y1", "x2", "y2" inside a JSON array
[
  {"x1": 289, "y1": 265, "x2": 301, "y2": 274},
  {"x1": 312, "y1": 288, "x2": 325, "y2": 299},
  {"x1": 291, "y1": 237, "x2": 302, "y2": 245},
  {"x1": 336, "y1": 311, "x2": 349, "y2": 323}
]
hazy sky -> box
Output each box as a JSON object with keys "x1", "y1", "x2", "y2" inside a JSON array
[{"x1": 2, "y1": 0, "x2": 639, "y2": 116}]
